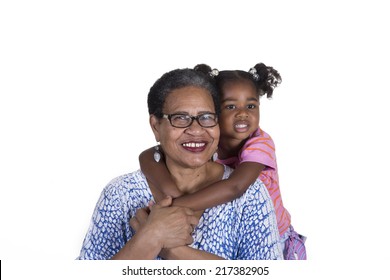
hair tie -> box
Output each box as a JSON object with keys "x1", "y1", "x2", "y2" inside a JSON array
[
  {"x1": 209, "y1": 68, "x2": 219, "y2": 77},
  {"x1": 249, "y1": 67, "x2": 259, "y2": 81}
]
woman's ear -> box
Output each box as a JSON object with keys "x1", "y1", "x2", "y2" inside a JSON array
[{"x1": 149, "y1": 115, "x2": 160, "y2": 142}]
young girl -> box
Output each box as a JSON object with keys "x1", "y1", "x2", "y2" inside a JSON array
[{"x1": 139, "y1": 63, "x2": 306, "y2": 260}]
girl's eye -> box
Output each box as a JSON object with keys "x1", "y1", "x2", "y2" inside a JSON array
[
  {"x1": 225, "y1": 105, "x2": 236, "y2": 110},
  {"x1": 247, "y1": 104, "x2": 257, "y2": 109}
]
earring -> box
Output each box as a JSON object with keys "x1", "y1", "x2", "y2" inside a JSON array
[
  {"x1": 212, "y1": 151, "x2": 218, "y2": 162},
  {"x1": 153, "y1": 145, "x2": 161, "y2": 162}
]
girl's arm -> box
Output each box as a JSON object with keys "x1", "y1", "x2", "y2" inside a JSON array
[
  {"x1": 140, "y1": 148, "x2": 264, "y2": 211},
  {"x1": 139, "y1": 147, "x2": 183, "y2": 200},
  {"x1": 172, "y1": 162, "x2": 265, "y2": 211}
]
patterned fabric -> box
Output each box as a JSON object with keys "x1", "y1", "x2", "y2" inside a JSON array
[
  {"x1": 283, "y1": 226, "x2": 307, "y2": 260},
  {"x1": 218, "y1": 128, "x2": 306, "y2": 259},
  {"x1": 77, "y1": 166, "x2": 283, "y2": 260}
]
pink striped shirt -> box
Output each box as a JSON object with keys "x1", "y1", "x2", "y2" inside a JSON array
[{"x1": 218, "y1": 128, "x2": 291, "y2": 236}]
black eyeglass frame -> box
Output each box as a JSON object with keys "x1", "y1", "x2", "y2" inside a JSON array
[{"x1": 162, "y1": 113, "x2": 218, "y2": 128}]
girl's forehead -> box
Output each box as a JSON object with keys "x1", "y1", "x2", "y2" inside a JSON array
[{"x1": 221, "y1": 80, "x2": 257, "y2": 99}]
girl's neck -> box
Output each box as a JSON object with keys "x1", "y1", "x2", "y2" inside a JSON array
[{"x1": 167, "y1": 161, "x2": 224, "y2": 194}]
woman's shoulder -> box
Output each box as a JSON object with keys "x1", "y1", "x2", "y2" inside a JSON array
[
  {"x1": 106, "y1": 169, "x2": 145, "y2": 185},
  {"x1": 97, "y1": 170, "x2": 152, "y2": 212},
  {"x1": 102, "y1": 169, "x2": 148, "y2": 197}
]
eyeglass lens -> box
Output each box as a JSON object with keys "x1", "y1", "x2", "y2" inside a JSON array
[{"x1": 168, "y1": 113, "x2": 217, "y2": 128}]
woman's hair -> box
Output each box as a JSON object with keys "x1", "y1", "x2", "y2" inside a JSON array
[
  {"x1": 194, "y1": 63, "x2": 282, "y2": 98},
  {"x1": 148, "y1": 68, "x2": 220, "y2": 118}
]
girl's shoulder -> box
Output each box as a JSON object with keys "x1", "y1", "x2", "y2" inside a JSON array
[
  {"x1": 242, "y1": 128, "x2": 275, "y2": 152},
  {"x1": 250, "y1": 127, "x2": 274, "y2": 141}
]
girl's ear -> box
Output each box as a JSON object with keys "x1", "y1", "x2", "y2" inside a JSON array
[{"x1": 149, "y1": 115, "x2": 160, "y2": 142}]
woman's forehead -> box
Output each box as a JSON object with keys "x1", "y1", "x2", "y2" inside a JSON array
[{"x1": 163, "y1": 86, "x2": 215, "y2": 113}]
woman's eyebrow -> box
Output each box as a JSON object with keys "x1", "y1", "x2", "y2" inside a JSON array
[
  {"x1": 168, "y1": 111, "x2": 188, "y2": 114},
  {"x1": 169, "y1": 110, "x2": 215, "y2": 115}
]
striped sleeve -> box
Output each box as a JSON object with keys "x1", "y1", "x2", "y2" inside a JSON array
[{"x1": 239, "y1": 128, "x2": 277, "y2": 169}]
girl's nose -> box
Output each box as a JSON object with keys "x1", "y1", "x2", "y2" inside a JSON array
[{"x1": 235, "y1": 108, "x2": 249, "y2": 119}]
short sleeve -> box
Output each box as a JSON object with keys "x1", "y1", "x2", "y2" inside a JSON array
[{"x1": 239, "y1": 128, "x2": 277, "y2": 170}]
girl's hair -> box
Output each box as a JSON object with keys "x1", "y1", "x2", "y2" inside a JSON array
[
  {"x1": 194, "y1": 63, "x2": 282, "y2": 98},
  {"x1": 148, "y1": 68, "x2": 220, "y2": 118}
]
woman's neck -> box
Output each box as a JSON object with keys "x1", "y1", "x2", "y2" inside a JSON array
[{"x1": 167, "y1": 161, "x2": 224, "y2": 194}]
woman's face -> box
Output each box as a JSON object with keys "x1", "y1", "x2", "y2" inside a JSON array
[
  {"x1": 219, "y1": 80, "x2": 260, "y2": 143},
  {"x1": 150, "y1": 86, "x2": 220, "y2": 170}
]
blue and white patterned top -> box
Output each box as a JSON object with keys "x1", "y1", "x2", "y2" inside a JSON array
[{"x1": 77, "y1": 165, "x2": 282, "y2": 260}]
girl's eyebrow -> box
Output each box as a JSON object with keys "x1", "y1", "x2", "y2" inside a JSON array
[
  {"x1": 221, "y1": 97, "x2": 259, "y2": 102},
  {"x1": 221, "y1": 98, "x2": 237, "y2": 102}
]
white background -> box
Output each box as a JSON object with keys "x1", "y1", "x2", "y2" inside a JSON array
[{"x1": 1, "y1": 0, "x2": 389, "y2": 278}]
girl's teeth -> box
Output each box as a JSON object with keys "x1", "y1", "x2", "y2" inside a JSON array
[{"x1": 236, "y1": 124, "x2": 247, "y2": 128}]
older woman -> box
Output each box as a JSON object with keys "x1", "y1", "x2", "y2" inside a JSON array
[{"x1": 77, "y1": 68, "x2": 282, "y2": 260}]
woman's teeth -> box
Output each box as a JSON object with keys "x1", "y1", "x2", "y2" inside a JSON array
[{"x1": 182, "y1": 142, "x2": 205, "y2": 148}]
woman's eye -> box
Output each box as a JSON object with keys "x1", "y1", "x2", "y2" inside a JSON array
[
  {"x1": 172, "y1": 115, "x2": 189, "y2": 121},
  {"x1": 200, "y1": 114, "x2": 212, "y2": 120}
]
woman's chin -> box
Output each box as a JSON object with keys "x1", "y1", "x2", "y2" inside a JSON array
[{"x1": 181, "y1": 156, "x2": 212, "y2": 169}]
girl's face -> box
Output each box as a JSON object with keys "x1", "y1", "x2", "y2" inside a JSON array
[
  {"x1": 150, "y1": 86, "x2": 220, "y2": 170},
  {"x1": 219, "y1": 80, "x2": 260, "y2": 143}
]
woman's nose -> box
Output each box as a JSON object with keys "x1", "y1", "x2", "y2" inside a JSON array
[{"x1": 185, "y1": 119, "x2": 205, "y2": 134}]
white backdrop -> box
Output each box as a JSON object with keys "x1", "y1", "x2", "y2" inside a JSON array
[{"x1": 1, "y1": 0, "x2": 389, "y2": 278}]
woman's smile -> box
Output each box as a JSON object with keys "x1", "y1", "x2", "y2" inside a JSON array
[{"x1": 181, "y1": 141, "x2": 208, "y2": 152}]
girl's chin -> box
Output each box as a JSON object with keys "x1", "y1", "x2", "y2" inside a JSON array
[{"x1": 222, "y1": 132, "x2": 251, "y2": 141}]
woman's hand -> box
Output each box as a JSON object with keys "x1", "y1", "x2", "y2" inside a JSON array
[
  {"x1": 131, "y1": 200, "x2": 223, "y2": 260},
  {"x1": 131, "y1": 196, "x2": 198, "y2": 249},
  {"x1": 113, "y1": 196, "x2": 198, "y2": 260},
  {"x1": 129, "y1": 207, "x2": 149, "y2": 233}
]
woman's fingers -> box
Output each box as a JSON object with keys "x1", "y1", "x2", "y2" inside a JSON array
[
  {"x1": 131, "y1": 199, "x2": 199, "y2": 250},
  {"x1": 156, "y1": 196, "x2": 172, "y2": 208},
  {"x1": 130, "y1": 207, "x2": 150, "y2": 232},
  {"x1": 144, "y1": 204, "x2": 198, "y2": 249},
  {"x1": 188, "y1": 215, "x2": 199, "y2": 228},
  {"x1": 129, "y1": 216, "x2": 140, "y2": 232}
]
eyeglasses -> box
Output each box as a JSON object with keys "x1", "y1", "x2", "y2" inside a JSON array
[{"x1": 162, "y1": 113, "x2": 218, "y2": 128}]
